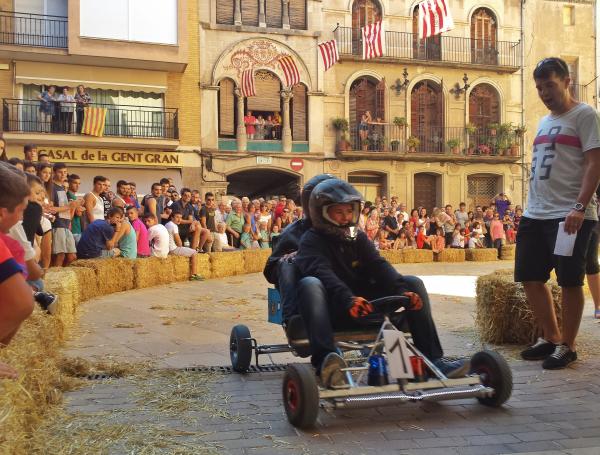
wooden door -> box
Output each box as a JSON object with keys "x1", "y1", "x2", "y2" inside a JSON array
[
  {"x1": 352, "y1": 0, "x2": 381, "y2": 54},
  {"x1": 468, "y1": 83, "x2": 499, "y2": 145},
  {"x1": 350, "y1": 78, "x2": 377, "y2": 147},
  {"x1": 414, "y1": 173, "x2": 438, "y2": 213},
  {"x1": 471, "y1": 8, "x2": 497, "y2": 65},
  {"x1": 412, "y1": 7, "x2": 441, "y2": 61},
  {"x1": 411, "y1": 81, "x2": 443, "y2": 153}
]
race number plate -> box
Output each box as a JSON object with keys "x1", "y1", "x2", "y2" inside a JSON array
[{"x1": 383, "y1": 330, "x2": 414, "y2": 379}]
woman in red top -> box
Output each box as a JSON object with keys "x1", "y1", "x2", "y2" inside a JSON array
[{"x1": 244, "y1": 111, "x2": 256, "y2": 139}]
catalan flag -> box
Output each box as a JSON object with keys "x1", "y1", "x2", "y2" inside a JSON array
[{"x1": 81, "y1": 107, "x2": 107, "y2": 137}]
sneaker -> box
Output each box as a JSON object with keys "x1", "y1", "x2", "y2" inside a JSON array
[
  {"x1": 542, "y1": 344, "x2": 577, "y2": 370},
  {"x1": 319, "y1": 352, "x2": 350, "y2": 389},
  {"x1": 189, "y1": 274, "x2": 205, "y2": 281},
  {"x1": 34, "y1": 292, "x2": 58, "y2": 315},
  {"x1": 521, "y1": 337, "x2": 556, "y2": 360},
  {"x1": 432, "y1": 357, "x2": 470, "y2": 379}
]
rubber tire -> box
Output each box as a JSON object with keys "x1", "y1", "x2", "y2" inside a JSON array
[
  {"x1": 282, "y1": 364, "x2": 319, "y2": 429},
  {"x1": 470, "y1": 350, "x2": 513, "y2": 407},
  {"x1": 230, "y1": 325, "x2": 252, "y2": 373}
]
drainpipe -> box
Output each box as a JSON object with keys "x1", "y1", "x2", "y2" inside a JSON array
[{"x1": 520, "y1": 0, "x2": 526, "y2": 208}]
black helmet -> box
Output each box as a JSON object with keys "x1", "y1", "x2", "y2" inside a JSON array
[
  {"x1": 301, "y1": 173, "x2": 335, "y2": 222},
  {"x1": 309, "y1": 179, "x2": 363, "y2": 241}
]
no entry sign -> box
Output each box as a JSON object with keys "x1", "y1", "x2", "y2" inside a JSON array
[{"x1": 290, "y1": 158, "x2": 304, "y2": 171}]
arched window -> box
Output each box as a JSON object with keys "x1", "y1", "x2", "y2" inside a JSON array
[
  {"x1": 291, "y1": 84, "x2": 308, "y2": 141},
  {"x1": 471, "y1": 8, "x2": 497, "y2": 65},
  {"x1": 218, "y1": 78, "x2": 236, "y2": 137},
  {"x1": 410, "y1": 80, "x2": 443, "y2": 153},
  {"x1": 469, "y1": 83, "x2": 500, "y2": 129},
  {"x1": 349, "y1": 76, "x2": 385, "y2": 148},
  {"x1": 412, "y1": 6, "x2": 441, "y2": 61},
  {"x1": 352, "y1": 0, "x2": 382, "y2": 54}
]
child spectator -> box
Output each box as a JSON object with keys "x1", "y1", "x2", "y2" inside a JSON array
[
  {"x1": 416, "y1": 225, "x2": 430, "y2": 249},
  {"x1": 76, "y1": 207, "x2": 124, "y2": 259},
  {"x1": 489, "y1": 212, "x2": 505, "y2": 258},
  {"x1": 432, "y1": 227, "x2": 446, "y2": 254},
  {"x1": 468, "y1": 230, "x2": 485, "y2": 249},
  {"x1": 450, "y1": 226, "x2": 465, "y2": 249},
  {"x1": 164, "y1": 211, "x2": 203, "y2": 280},
  {"x1": 376, "y1": 230, "x2": 392, "y2": 250},
  {"x1": 393, "y1": 230, "x2": 410, "y2": 250},
  {"x1": 127, "y1": 207, "x2": 150, "y2": 258},
  {"x1": 513, "y1": 207, "x2": 523, "y2": 232},
  {"x1": 503, "y1": 213, "x2": 516, "y2": 244},
  {"x1": 143, "y1": 213, "x2": 169, "y2": 259},
  {"x1": 240, "y1": 223, "x2": 259, "y2": 250},
  {"x1": 270, "y1": 224, "x2": 281, "y2": 244},
  {"x1": 258, "y1": 221, "x2": 270, "y2": 249}
]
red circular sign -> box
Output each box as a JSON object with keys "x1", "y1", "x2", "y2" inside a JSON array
[{"x1": 290, "y1": 158, "x2": 304, "y2": 171}]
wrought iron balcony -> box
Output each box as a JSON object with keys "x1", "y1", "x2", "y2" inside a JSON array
[
  {"x1": 342, "y1": 123, "x2": 522, "y2": 159},
  {"x1": 336, "y1": 27, "x2": 521, "y2": 69},
  {"x1": 3, "y1": 99, "x2": 179, "y2": 140},
  {"x1": 0, "y1": 11, "x2": 67, "y2": 48}
]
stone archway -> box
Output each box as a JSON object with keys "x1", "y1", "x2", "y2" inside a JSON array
[{"x1": 227, "y1": 168, "x2": 301, "y2": 201}]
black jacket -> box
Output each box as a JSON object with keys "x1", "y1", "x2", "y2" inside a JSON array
[
  {"x1": 263, "y1": 219, "x2": 310, "y2": 284},
  {"x1": 295, "y1": 229, "x2": 408, "y2": 311}
]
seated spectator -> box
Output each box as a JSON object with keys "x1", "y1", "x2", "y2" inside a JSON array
[
  {"x1": 240, "y1": 223, "x2": 260, "y2": 250},
  {"x1": 143, "y1": 213, "x2": 169, "y2": 259},
  {"x1": 450, "y1": 226, "x2": 465, "y2": 249},
  {"x1": 468, "y1": 230, "x2": 485, "y2": 249},
  {"x1": 382, "y1": 207, "x2": 400, "y2": 241},
  {"x1": 127, "y1": 207, "x2": 150, "y2": 258},
  {"x1": 226, "y1": 200, "x2": 244, "y2": 248},
  {"x1": 376, "y1": 230, "x2": 392, "y2": 250},
  {"x1": 117, "y1": 213, "x2": 137, "y2": 259},
  {"x1": 416, "y1": 225, "x2": 430, "y2": 249},
  {"x1": 365, "y1": 209, "x2": 379, "y2": 241},
  {"x1": 432, "y1": 227, "x2": 446, "y2": 254},
  {"x1": 76, "y1": 207, "x2": 124, "y2": 259},
  {"x1": 164, "y1": 211, "x2": 203, "y2": 280},
  {"x1": 213, "y1": 222, "x2": 235, "y2": 252}
]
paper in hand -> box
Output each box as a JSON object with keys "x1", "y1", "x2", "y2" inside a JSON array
[{"x1": 554, "y1": 221, "x2": 577, "y2": 256}]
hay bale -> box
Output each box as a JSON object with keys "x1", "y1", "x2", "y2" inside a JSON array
[
  {"x1": 501, "y1": 244, "x2": 516, "y2": 260},
  {"x1": 401, "y1": 249, "x2": 433, "y2": 263},
  {"x1": 43, "y1": 269, "x2": 79, "y2": 337},
  {"x1": 193, "y1": 253, "x2": 212, "y2": 280},
  {"x1": 243, "y1": 249, "x2": 272, "y2": 274},
  {"x1": 169, "y1": 255, "x2": 191, "y2": 281},
  {"x1": 434, "y1": 248, "x2": 465, "y2": 262},
  {"x1": 67, "y1": 266, "x2": 99, "y2": 302},
  {"x1": 475, "y1": 271, "x2": 562, "y2": 344},
  {"x1": 379, "y1": 249, "x2": 403, "y2": 264},
  {"x1": 465, "y1": 248, "x2": 499, "y2": 262},
  {"x1": 133, "y1": 257, "x2": 173, "y2": 289},
  {"x1": 70, "y1": 258, "x2": 135, "y2": 295},
  {"x1": 210, "y1": 251, "x2": 245, "y2": 278}
]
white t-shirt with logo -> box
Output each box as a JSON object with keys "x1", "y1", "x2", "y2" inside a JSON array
[
  {"x1": 148, "y1": 224, "x2": 169, "y2": 258},
  {"x1": 526, "y1": 103, "x2": 600, "y2": 220},
  {"x1": 165, "y1": 221, "x2": 179, "y2": 252}
]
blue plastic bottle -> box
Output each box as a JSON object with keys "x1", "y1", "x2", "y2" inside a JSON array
[{"x1": 368, "y1": 354, "x2": 389, "y2": 386}]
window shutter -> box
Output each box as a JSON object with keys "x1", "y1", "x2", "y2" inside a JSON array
[
  {"x1": 219, "y1": 79, "x2": 235, "y2": 136},
  {"x1": 247, "y1": 71, "x2": 281, "y2": 112},
  {"x1": 289, "y1": 0, "x2": 306, "y2": 30},
  {"x1": 265, "y1": 0, "x2": 283, "y2": 28},
  {"x1": 241, "y1": 0, "x2": 259, "y2": 26},
  {"x1": 292, "y1": 84, "x2": 307, "y2": 141},
  {"x1": 216, "y1": 0, "x2": 235, "y2": 25}
]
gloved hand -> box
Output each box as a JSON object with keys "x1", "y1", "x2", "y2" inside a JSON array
[
  {"x1": 403, "y1": 292, "x2": 423, "y2": 311},
  {"x1": 349, "y1": 297, "x2": 374, "y2": 319}
]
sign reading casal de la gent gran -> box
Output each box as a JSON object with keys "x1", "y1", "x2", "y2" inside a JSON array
[{"x1": 37, "y1": 147, "x2": 182, "y2": 167}]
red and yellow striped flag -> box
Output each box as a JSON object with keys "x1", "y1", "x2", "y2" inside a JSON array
[{"x1": 81, "y1": 107, "x2": 107, "y2": 137}]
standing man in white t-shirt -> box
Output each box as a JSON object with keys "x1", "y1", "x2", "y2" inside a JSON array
[{"x1": 517, "y1": 57, "x2": 600, "y2": 369}]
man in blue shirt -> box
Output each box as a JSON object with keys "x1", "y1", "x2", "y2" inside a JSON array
[{"x1": 76, "y1": 207, "x2": 124, "y2": 259}]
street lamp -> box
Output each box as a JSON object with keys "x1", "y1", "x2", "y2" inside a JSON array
[
  {"x1": 450, "y1": 73, "x2": 470, "y2": 99},
  {"x1": 390, "y1": 68, "x2": 410, "y2": 95}
]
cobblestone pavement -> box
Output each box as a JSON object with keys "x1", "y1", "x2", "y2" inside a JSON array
[{"x1": 59, "y1": 261, "x2": 600, "y2": 455}]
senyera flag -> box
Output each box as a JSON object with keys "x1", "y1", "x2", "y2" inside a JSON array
[
  {"x1": 418, "y1": 0, "x2": 454, "y2": 39},
  {"x1": 318, "y1": 39, "x2": 339, "y2": 71},
  {"x1": 81, "y1": 107, "x2": 107, "y2": 137},
  {"x1": 279, "y1": 55, "x2": 300, "y2": 87},
  {"x1": 362, "y1": 20, "x2": 385, "y2": 60},
  {"x1": 241, "y1": 69, "x2": 256, "y2": 97}
]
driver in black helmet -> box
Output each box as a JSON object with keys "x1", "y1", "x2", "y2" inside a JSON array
[
  {"x1": 295, "y1": 178, "x2": 468, "y2": 388},
  {"x1": 263, "y1": 174, "x2": 335, "y2": 324}
]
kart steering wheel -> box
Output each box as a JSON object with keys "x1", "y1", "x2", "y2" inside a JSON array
[{"x1": 368, "y1": 296, "x2": 411, "y2": 316}]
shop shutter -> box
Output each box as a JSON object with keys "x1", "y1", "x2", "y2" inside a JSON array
[
  {"x1": 289, "y1": 0, "x2": 306, "y2": 30},
  {"x1": 216, "y1": 0, "x2": 235, "y2": 25},
  {"x1": 292, "y1": 84, "x2": 307, "y2": 141},
  {"x1": 241, "y1": 0, "x2": 259, "y2": 26},
  {"x1": 247, "y1": 71, "x2": 281, "y2": 112},
  {"x1": 265, "y1": 0, "x2": 283, "y2": 28},
  {"x1": 219, "y1": 79, "x2": 235, "y2": 136}
]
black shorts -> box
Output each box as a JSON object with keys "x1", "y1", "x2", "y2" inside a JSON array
[
  {"x1": 585, "y1": 228, "x2": 599, "y2": 275},
  {"x1": 515, "y1": 216, "x2": 595, "y2": 287}
]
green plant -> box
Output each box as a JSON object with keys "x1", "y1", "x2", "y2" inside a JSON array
[
  {"x1": 361, "y1": 138, "x2": 370, "y2": 146},
  {"x1": 487, "y1": 122, "x2": 500, "y2": 132},
  {"x1": 446, "y1": 138, "x2": 460, "y2": 148},
  {"x1": 514, "y1": 125, "x2": 527, "y2": 136},
  {"x1": 407, "y1": 136, "x2": 421, "y2": 148},
  {"x1": 465, "y1": 123, "x2": 477, "y2": 134},
  {"x1": 331, "y1": 117, "x2": 349, "y2": 132},
  {"x1": 498, "y1": 122, "x2": 513, "y2": 135},
  {"x1": 393, "y1": 117, "x2": 407, "y2": 127}
]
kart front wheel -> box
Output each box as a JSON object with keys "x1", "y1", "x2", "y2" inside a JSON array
[
  {"x1": 230, "y1": 325, "x2": 252, "y2": 373},
  {"x1": 470, "y1": 350, "x2": 513, "y2": 407},
  {"x1": 282, "y1": 364, "x2": 319, "y2": 429}
]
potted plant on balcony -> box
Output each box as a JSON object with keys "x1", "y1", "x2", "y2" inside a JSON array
[
  {"x1": 393, "y1": 117, "x2": 407, "y2": 127},
  {"x1": 487, "y1": 122, "x2": 500, "y2": 136},
  {"x1": 407, "y1": 136, "x2": 420, "y2": 153},
  {"x1": 514, "y1": 125, "x2": 527, "y2": 137},
  {"x1": 391, "y1": 139, "x2": 400, "y2": 152},
  {"x1": 477, "y1": 143, "x2": 491, "y2": 155},
  {"x1": 511, "y1": 125, "x2": 526, "y2": 156},
  {"x1": 446, "y1": 138, "x2": 460, "y2": 155},
  {"x1": 465, "y1": 123, "x2": 478, "y2": 135},
  {"x1": 361, "y1": 137, "x2": 370, "y2": 151},
  {"x1": 332, "y1": 117, "x2": 350, "y2": 152}
]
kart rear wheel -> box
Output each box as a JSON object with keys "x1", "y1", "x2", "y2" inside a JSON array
[
  {"x1": 230, "y1": 325, "x2": 252, "y2": 373},
  {"x1": 470, "y1": 350, "x2": 512, "y2": 407},
  {"x1": 282, "y1": 364, "x2": 319, "y2": 429}
]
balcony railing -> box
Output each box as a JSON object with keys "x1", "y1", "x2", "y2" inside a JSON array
[
  {"x1": 570, "y1": 84, "x2": 593, "y2": 104},
  {"x1": 336, "y1": 27, "x2": 521, "y2": 68},
  {"x1": 0, "y1": 11, "x2": 67, "y2": 48},
  {"x1": 344, "y1": 124, "x2": 522, "y2": 158},
  {"x1": 3, "y1": 99, "x2": 179, "y2": 140}
]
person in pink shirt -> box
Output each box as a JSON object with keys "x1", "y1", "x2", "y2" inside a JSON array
[
  {"x1": 244, "y1": 110, "x2": 256, "y2": 139},
  {"x1": 490, "y1": 212, "x2": 505, "y2": 259},
  {"x1": 126, "y1": 206, "x2": 150, "y2": 258}
]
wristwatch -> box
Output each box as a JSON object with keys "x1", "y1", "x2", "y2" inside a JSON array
[{"x1": 573, "y1": 202, "x2": 586, "y2": 212}]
